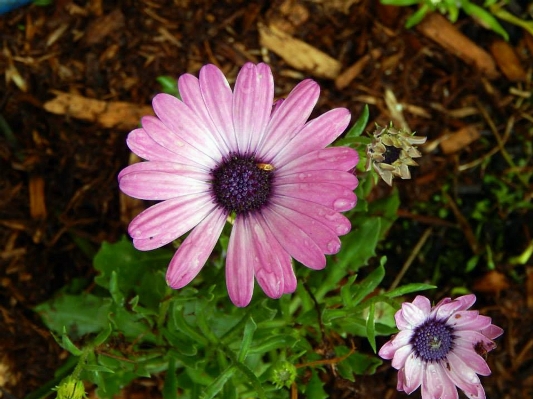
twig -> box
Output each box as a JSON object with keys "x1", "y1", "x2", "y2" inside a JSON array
[{"x1": 390, "y1": 227, "x2": 433, "y2": 290}]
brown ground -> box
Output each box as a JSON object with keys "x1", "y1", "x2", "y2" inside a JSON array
[{"x1": 1, "y1": 1, "x2": 532, "y2": 398}]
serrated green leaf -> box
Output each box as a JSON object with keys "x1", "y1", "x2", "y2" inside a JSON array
[
  {"x1": 84, "y1": 364, "x2": 115, "y2": 373},
  {"x1": 35, "y1": 294, "x2": 111, "y2": 338},
  {"x1": 200, "y1": 365, "x2": 236, "y2": 399},
  {"x1": 305, "y1": 370, "x2": 328, "y2": 399},
  {"x1": 238, "y1": 316, "x2": 257, "y2": 362},
  {"x1": 351, "y1": 264, "x2": 385, "y2": 307}
]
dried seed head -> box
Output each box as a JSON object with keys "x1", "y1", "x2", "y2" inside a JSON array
[{"x1": 365, "y1": 123, "x2": 427, "y2": 185}]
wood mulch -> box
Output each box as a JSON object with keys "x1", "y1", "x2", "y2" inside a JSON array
[{"x1": 1, "y1": 1, "x2": 532, "y2": 398}]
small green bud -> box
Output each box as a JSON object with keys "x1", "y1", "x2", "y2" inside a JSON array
[
  {"x1": 270, "y1": 361, "x2": 297, "y2": 389},
  {"x1": 53, "y1": 376, "x2": 86, "y2": 399}
]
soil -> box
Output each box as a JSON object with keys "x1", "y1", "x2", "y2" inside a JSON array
[{"x1": 1, "y1": 1, "x2": 532, "y2": 398}]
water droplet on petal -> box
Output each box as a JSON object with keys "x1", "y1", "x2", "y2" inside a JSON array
[
  {"x1": 336, "y1": 224, "x2": 350, "y2": 235},
  {"x1": 333, "y1": 198, "x2": 348, "y2": 210}
]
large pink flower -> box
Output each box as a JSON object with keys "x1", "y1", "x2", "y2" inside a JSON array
[
  {"x1": 379, "y1": 294, "x2": 503, "y2": 399},
  {"x1": 118, "y1": 63, "x2": 359, "y2": 306}
]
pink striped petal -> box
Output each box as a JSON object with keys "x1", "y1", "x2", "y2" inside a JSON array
[
  {"x1": 422, "y1": 363, "x2": 459, "y2": 399},
  {"x1": 277, "y1": 147, "x2": 359, "y2": 174},
  {"x1": 261, "y1": 206, "x2": 326, "y2": 270},
  {"x1": 401, "y1": 302, "x2": 427, "y2": 327},
  {"x1": 267, "y1": 203, "x2": 341, "y2": 254},
  {"x1": 128, "y1": 194, "x2": 215, "y2": 250},
  {"x1": 127, "y1": 128, "x2": 183, "y2": 162},
  {"x1": 233, "y1": 63, "x2": 274, "y2": 153},
  {"x1": 403, "y1": 353, "x2": 424, "y2": 394},
  {"x1": 178, "y1": 73, "x2": 232, "y2": 154},
  {"x1": 274, "y1": 182, "x2": 357, "y2": 212},
  {"x1": 273, "y1": 108, "x2": 351, "y2": 166},
  {"x1": 199, "y1": 64, "x2": 238, "y2": 151},
  {"x1": 226, "y1": 217, "x2": 255, "y2": 307},
  {"x1": 152, "y1": 93, "x2": 224, "y2": 161},
  {"x1": 243, "y1": 214, "x2": 294, "y2": 299},
  {"x1": 275, "y1": 169, "x2": 358, "y2": 190},
  {"x1": 141, "y1": 115, "x2": 215, "y2": 169},
  {"x1": 412, "y1": 295, "x2": 432, "y2": 316},
  {"x1": 446, "y1": 352, "x2": 485, "y2": 399},
  {"x1": 270, "y1": 196, "x2": 352, "y2": 235},
  {"x1": 392, "y1": 344, "x2": 414, "y2": 370},
  {"x1": 258, "y1": 79, "x2": 320, "y2": 160},
  {"x1": 166, "y1": 209, "x2": 227, "y2": 289},
  {"x1": 118, "y1": 161, "x2": 209, "y2": 200}
]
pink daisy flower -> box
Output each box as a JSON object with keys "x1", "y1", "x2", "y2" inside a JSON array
[
  {"x1": 118, "y1": 63, "x2": 359, "y2": 307},
  {"x1": 379, "y1": 294, "x2": 503, "y2": 399}
]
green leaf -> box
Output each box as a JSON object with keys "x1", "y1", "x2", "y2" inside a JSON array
[
  {"x1": 380, "y1": 0, "x2": 419, "y2": 5},
  {"x1": 345, "y1": 105, "x2": 369, "y2": 138},
  {"x1": 366, "y1": 303, "x2": 377, "y2": 352},
  {"x1": 200, "y1": 365, "x2": 236, "y2": 399},
  {"x1": 305, "y1": 370, "x2": 328, "y2": 399},
  {"x1": 35, "y1": 294, "x2": 111, "y2": 338},
  {"x1": 238, "y1": 316, "x2": 257, "y2": 362},
  {"x1": 248, "y1": 334, "x2": 298, "y2": 354},
  {"x1": 385, "y1": 283, "x2": 436, "y2": 298},
  {"x1": 335, "y1": 346, "x2": 382, "y2": 376},
  {"x1": 463, "y1": 2, "x2": 509, "y2": 40},
  {"x1": 156, "y1": 76, "x2": 181, "y2": 98},
  {"x1": 405, "y1": 5, "x2": 430, "y2": 28},
  {"x1": 352, "y1": 264, "x2": 385, "y2": 307},
  {"x1": 163, "y1": 357, "x2": 178, "y2": 399},
  {"x1": 93, "y1": 324, "x2": 113, "y2": 346},
  {"x1": 84, "y1": 364, "x2": 115, "y2": 373},
  {"x1": 61, "y1": 329, "x2": 83, "y2": 356},
  {"x1": 93, "y1": 237, "x2": 172, "y2": 309}
]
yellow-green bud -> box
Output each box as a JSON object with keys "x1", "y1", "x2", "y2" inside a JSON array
[
  {"x1": 54, "y1": 376, "x2": 86, "y2": 399},
  {"x1": 271, "y1": 361, "x2": 297, "y2": 389}
]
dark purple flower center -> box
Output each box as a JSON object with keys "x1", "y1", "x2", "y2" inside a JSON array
[
  {"x1": 211, "y1": 153, "x2": 274, "y2": 215},
  {"x1": 411, "y1": 318, "x2": 454, "y2": 362},
  {"x1": 383, "y1": 145, "x2": 402, "y2": 164}
]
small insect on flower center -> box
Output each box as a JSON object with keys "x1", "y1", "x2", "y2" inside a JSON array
[
  {"x1": 383, "y1": 145, "x2": 402, "y2": 165},
  {"x1": 411, "y1": 318, "x2": 454, "y2": 362},
  {"x1": 211, "y1": 154, "x2": 274, "y2": 215}
]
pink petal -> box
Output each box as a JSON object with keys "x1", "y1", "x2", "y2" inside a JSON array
[
  {"x1": 152, "y1": 93, "x2": 224, "y2": 161},
  {"x1": 272, "y1": 108, "x2": 352, "y2": 166},
  {"x1": 447, "y1": 312, "x2": 491, "y2": 331},
  {"x1": 118, "y1": 161, "x2": 209, "y2": 200},
  {"x1": 274, "y1": 182, "x2": 357, "y2": 212},
  {"x1": 401, "y1": 302, "x2": 427, "y2": 327},
  {"x1": 403, "y1": 353, "x2": 424, "y2": 394},
  {"x1": 452, "y1": 345, "x2": 492, "y2": 376},
  {"x1": 391, "y1": 344, "x2": 414, "y2": 370},
  {"x1": 481, "y1": 324, "x2": 504, "y2": 339},
  {"x1": 166, "y1": 209, "x2": 227, "y2": 288},
  {"x1": 275, "y1": 169, "x2": 358, "y2": 190},
  {"x1": 422, "y1": 362, "x2": 459, "y2": 399},
  {"x1": 277, "y1": 147, "x2": 359, "y2": 173},
  {"x1": 233, "y1": 62, "x2": 274, "y2": 153},
  {"x1": 378, "y1": 340, "x2": 395, "y2": 360},
  {"x1": 127, "y1": 128, "x2": 183, "y2": 162},
  {"x1": 412, "y1": 295, "x2": 432, "y2": 316},
  {"x1": 198, "y1": 64, "x2": 238, "y2": 152},
  {"x1": 226, "y1": 217, "x2": 255, "y2": 307},
  {"x1": 141, "y1": 115, "x2": 216, "y2": 169},
  {"x1": 270, "y1": 195, "x2": 352, "y2": 235},
  {"x1": 128, "y1": 194, "x2": 215, "y2": 250},
  {"x1": 445, "y1": 352, "x2": 485, "y2": 399},
  {"x1": 258, "y1": 79, "x2": 320, "y2": 160},
  {"x1": 178, "y1": 73, "x2": 232, "y2": 154},
  {"x1": 267, "y1": 203, "x2": 342, "y2": 255},
  {"x1": 261, "y1": 206, "x2": 326, "y2": 270},
  {"x1": 246, "y1": 214, "x2": 296, "y2": 298},
  {"x1": 455, "y1": 294, "x2": 477, "y2": 310},
  {"x1": 432, "y1": 299, "x2": 464, "y2": 320}
]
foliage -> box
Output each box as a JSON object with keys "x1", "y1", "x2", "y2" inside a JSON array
[
  {"x1": 378, "y1": 0, "x2": 531, "y2": 40},
  {"x1": 33, "y1": 109, "x2": 435, "y2": 398}
]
